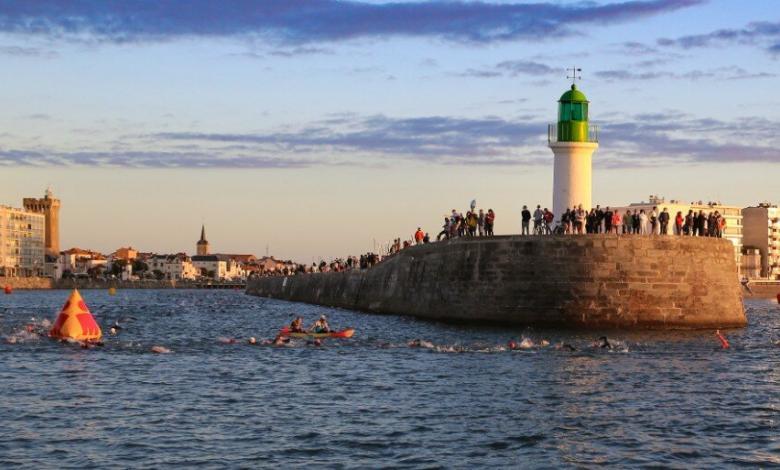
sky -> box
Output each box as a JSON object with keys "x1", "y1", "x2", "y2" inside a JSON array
[{"x1": 0, "y1": 0, "x2": 778, "y2": 262}]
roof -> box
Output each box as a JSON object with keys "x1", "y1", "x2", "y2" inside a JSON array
[
  {"x1": 192, "y1": 254, "x2": 233, "y2": 262},
  {"x1": 559, "y1": 84, "x2": 588, "y2": 103}
]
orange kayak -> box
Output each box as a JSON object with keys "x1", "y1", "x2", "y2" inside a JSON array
[{"x1": 278, "y1": 327, "x2": 355, "y2": 339}]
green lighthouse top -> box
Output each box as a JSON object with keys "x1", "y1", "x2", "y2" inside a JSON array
[
  {"x1": 556, "y1": 83, "x2": 592, "y2": 142},
  {"x1": 548, "y1": 67, "x2": 598, "y2": 144},
  {"x1": 559, "y1": 84, "x2": 588, "y2": 104}
]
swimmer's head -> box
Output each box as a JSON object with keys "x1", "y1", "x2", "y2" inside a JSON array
[
  {"x1": 507, "y1": 340, "x2": 517, "y2": 349},
  {"x1": 248, "y1": 337, "x2": 256, "y2": 344}
]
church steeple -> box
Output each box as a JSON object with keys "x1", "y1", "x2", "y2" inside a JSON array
[{"x1": 196, "y1": 225, "x2": 210, "y2": 256}]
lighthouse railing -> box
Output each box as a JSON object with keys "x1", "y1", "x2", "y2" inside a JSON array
[{"x1": 547, "y1": 123, "x2": 599, "y2": 143}]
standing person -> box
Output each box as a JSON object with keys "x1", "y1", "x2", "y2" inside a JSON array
[
  {"x1": 718, "y1": 212, "x2": 726, "y2": 238},
  {"x1": 478, "y1": 209, "x2": 486, "y2": 237},
  {"x1": 593, "y1": 204, "x2": 606, "y2": 233},
  {"x1": 623, "y1": 209, "x2": 632, "y2": 234},
  {"x1": 639, "y1": 210, "x2": 650, "y2": 235},
  {"x1": 543, "y1": 208, "x2": 554, "y2": 234},
  {"x1": 632, "y1": 210, "x2": 640, "y2": 234},
  {"x1": 684, "y1": 210, "x2": 694, "y2": 235},
  {"x1": 485, "y1": 209, "x2": 495, "y2": 236},
  {"x1": 675, "y1": 211, "x2": 684, "y2": 235},
  {"x1": 414, "y1": 227, "x2": 425, "y2": 244},
  {"x1": 533, "y1": 205, "x2": 544, "y2": 234},
  {"x1": 650, "y1": 206, "x2": 659, "y2": 235},
  {"x1": 659, "y1": 208, "x2": 670, "y2": 235},
  {"x1": 612, "y1": 210, "x2": 621, "y2": 235},
  {"x1": 562, "y1": 209, "x2": 572, "y2": 234},
  {"x1": 437, "y1": 217, "x2": 450, "y2": 241},
  {"x1": 467, "y1": 211, "x2": 478, "y2": 237},
  {"x1": 696, "y1": 210, "x2": 706, "y2": 236},
  {"x1": 521, "y1": 206, "x2": 531, "y2": 235},
  {"x1": 604, "y1": 207, "x2": 613, "y2": 234},
  {"x1": 575, "y1": 205, "x2": 585, "y2": 234}
]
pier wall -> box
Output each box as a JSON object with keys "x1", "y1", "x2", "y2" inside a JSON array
[{"x1": 247, "y1": 235, "x2": 747, "y2": 329}]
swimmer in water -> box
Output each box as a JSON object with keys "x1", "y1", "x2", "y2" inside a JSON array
[
  {"x1": 109, "y1": 327, "x2": 118, "y2": 336},
  {"x1": 309, "y1": 315, "x2": 330, "y2": 334},
  {"x1": 247, "y1": 337, "x2": 257, "y2": 345},
  {"x1": 289, "y1": 316, "x2": 304, "y2": 333},
  {"x1": 595, "y1": 336, "x2": 613, "y2": 349},
  {"x1": 739, "y1": 277, "x2": 752, "y2": 294},
  {"x1": 307, "y1": 338, "x2": 323, "y2": 347},
  {"x1": 555, "y1": 343, "x2": 577, "y2": 352},
  {"x1": 408, "y1": 339, "x2": 435, "y2": 349},
  {"x1": 272, "y1": 334, "x2": 290, "y2": 346},
  {"x1": 151, "y1": 345, "x2": 171, "y2": 354}
]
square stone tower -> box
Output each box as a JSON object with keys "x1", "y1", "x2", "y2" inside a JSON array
[{"x1": 23, "y1": 188, "x2": 61, "y2": 258}]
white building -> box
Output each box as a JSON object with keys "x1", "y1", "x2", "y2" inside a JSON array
[
  {"x1": 613, "y1": 196, "x2": 743, "y2": 267},
  {"x1": 741, "y1": 203, "x2": 780, "y2": 280},
  {"x1": 192, "y1": 254, "x2": 245, "y2": 280},
  {"x1": 57, "y1": 248, "x2": 108, "y2": 278},
  {"x1": 0, "y1": 205, "x2": 46, "y2": 277},
  {"x1": 147, "y1": 254, "x2": 199, "y2": 281}
]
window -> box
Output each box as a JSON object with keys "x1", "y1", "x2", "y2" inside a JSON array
[{"x1": 559, "y1": 102, "x2": 588, "y2": 121}]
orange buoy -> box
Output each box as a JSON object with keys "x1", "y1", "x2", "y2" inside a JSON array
[
  {"x1": 715, "y1": 329, "x2": 729, "y2": 349},
  {"x1": 3, "y1": 285, "x2": 12, "y2": 295},
  {"x1": 49, "y1": 289, "x2": 102, "y2": 342}
]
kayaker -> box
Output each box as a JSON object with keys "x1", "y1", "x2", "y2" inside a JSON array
[
  {"x1": 310, "y1": 315, "x2": 331, "y2": 333},
  {"x1": 290, "y1": 316, "x2": 304, "y2": 333}
]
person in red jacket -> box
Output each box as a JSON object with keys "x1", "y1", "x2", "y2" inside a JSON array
[{"x1": 414, "y1": 227, "x2": 425, "y2": 244}]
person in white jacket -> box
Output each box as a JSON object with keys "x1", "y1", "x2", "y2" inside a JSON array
[{"x1": 639, "y1": 209, "x2": 650, "y2": 235}]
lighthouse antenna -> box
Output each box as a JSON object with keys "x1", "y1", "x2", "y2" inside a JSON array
[{"x1": 566, "y1": 66, "x2": 582, "y2": 85}]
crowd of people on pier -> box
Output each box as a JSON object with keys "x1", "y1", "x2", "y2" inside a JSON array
[
  {"x1": 250, "y1": 199, "x2": 729, "y2": 279},
  {"x1": 519, "y1": 204, "x2": 727, "y2": 237},
  {"x1": 436, "y1": 208, "x2": 496, "y2": 241}
]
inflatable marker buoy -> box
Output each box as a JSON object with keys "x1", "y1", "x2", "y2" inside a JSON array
[
  {"x1": 49, "y1": 289, "x2": 102, "y2": 342},
  {"x1": 715, "y1": 330, "x2": 729, "y2": 349},
  {"x1": 108, "y1": 287, "x2": 116, "y2": 296},
  {"x1": 3, "y1": 285, "x2": 12, "y2": 295}
]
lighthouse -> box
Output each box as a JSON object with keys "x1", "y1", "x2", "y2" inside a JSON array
[{"x1": 548, "y1": 74, "x2": 598, "y2": 220}]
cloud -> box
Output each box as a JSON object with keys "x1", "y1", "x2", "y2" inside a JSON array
[
  {"x1": 153, "y1": 115, "x2": 545, "y2": 164},
  {"x1": 460, "y1": 60, "x2": 557, "y2": 78},
  {"x1": 4, "y1": 110, "x2": 779, "y2": 169},
  {"x1": 657, "y1": 20, "x2": 780, "y2": 56},
  {"x1": 0, "y1": 148, "x2": 314, "y2": 169},
  {"x1": 0, "y1": 0, "x2": 702, "y2": 46},
  {"x1": 595, "y1": 66, "x2": 775, "y2": 81},
  {"x1": 0, "y1": 45, "x2": 57, "y2": 57}
]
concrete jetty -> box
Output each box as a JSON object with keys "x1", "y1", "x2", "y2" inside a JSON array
[{"x1": 246, "y1": 235, "x2": 747, "y2": 329}]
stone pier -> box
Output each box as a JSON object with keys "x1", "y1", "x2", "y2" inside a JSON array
[{"x1": 246, "y1": 235, "x2": 746, "y2": 329}]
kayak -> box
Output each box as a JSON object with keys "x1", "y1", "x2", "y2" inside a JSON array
[{"x1": 279, "y1": 327, "x2": 355, "y2": 339}]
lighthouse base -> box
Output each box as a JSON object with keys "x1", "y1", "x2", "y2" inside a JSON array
[{"x1": 550, "y1": 141, "x2": 598, "y2": 219}]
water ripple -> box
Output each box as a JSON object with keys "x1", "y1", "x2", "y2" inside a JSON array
[{"x1": 0, "y1": 290, "x2": 778, "y2": 467}]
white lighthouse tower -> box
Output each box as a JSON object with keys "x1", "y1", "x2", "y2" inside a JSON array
[{"x1": 548, "y1": 69, "x2": 598, "y2": 220}]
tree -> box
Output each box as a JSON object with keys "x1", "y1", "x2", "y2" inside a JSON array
[
  {"x1": 87, "y1": 265, "x2": 105, "y2": 279},
  {"x1": 133, "y1": 259, "x2": 149, "y2": 274},
  {"x1": 152, "y1": 269, "x2": 165, "y2": 281},
  {"x1": 110, "y1": 259, "x2": 128, "y2": 277}
]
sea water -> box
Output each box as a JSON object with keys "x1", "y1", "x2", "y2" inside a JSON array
[{"x1": 0, "y1": 289, "x2": 778, "y2": 467}]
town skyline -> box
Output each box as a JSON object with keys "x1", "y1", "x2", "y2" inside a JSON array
[{"x1": 1, "y1": 0, "x2": 779, "y2": 260}]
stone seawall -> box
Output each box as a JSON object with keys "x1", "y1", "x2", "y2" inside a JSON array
[
  {"x1": 247, "y1": 235, "x2": 747, "y2": 329},
  {"x1": 0, "y1": 278, "x2": 209, "y2": 290}
]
